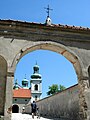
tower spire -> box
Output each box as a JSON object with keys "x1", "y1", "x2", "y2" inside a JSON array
[{"x1": 36, "y1": 61, "x2": 37, "y2": 65}]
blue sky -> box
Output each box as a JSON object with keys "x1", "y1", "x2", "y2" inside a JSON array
[
  {"x1": 0, "y1": 0, "x2": 90, "y2": 98},
  {"x1": 0, "y1": 0, "x2": 90, "y2": 27},
  {"x1": 15, "y1": 50, "x2": 77, "y2": 98}
]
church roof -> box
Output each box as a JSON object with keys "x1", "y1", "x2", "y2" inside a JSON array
[{"x1": 13, "y1": 88, "x2": 31, "y2": 98}]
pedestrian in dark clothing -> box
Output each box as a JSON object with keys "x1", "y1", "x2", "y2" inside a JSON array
[{"x1": 31, "y1": 101, "x2": 37, "y2": 119}]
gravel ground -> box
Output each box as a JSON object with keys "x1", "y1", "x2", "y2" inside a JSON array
[{"x1": 11, "y1": 113, "x2": 53, "y2": 120}]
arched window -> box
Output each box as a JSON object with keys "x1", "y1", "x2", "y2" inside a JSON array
[{"x1": 34, "y1": 84, "x2": 38, "y2": 91}]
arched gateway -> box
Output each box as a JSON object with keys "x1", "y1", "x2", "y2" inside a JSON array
[
  {"x1": 12, "y1": 105, "x2": 19, "y2": 113},
  {"x1": 0, "y1": 20, "x2": 90, "y2": 120}
]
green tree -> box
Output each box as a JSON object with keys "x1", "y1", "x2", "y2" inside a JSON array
[
  {"x1": 59, "y1": 85, "x2": 66, "y2": 92},
  {"x1": 47, "y1": 84, "x2": 66, "y2": 96},
  {"x1": 47, "y1": 84, "x2": 59, "y2": 95}
]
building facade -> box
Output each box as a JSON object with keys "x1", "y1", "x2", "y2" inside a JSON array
[{"x1": 13, "y1": 63, "x2": 42, "y2": 113}]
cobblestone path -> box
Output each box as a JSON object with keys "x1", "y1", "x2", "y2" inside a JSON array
[{"x1": 11, "y1": 113, "x2": 52, "y2": 120}]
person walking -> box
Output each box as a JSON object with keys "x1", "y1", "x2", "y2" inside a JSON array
[
  {"x1": 36, "y1": 107, "x2": 40, "y2": 119},
  {"x1": 31, "y1": 101, "x2": 37, "y2": 119}
]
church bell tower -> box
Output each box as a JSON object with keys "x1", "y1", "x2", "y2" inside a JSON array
[{"x1": 30, "y1": 63, "x2": 42, "y2": 102}]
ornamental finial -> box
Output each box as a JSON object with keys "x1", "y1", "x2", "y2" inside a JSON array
[{"x1": 44, "y1": 5, "x2": 53, "y2": 17}]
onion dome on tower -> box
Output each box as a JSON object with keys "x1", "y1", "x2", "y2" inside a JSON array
[
  {"x1": 22, "y1": 75, "x2": 29, "y2": 89},
  {"x1": 31, "y1": 63, "x2": 41, "y2": 79},
  {"x1": 13, "y1": 79, "x2": 19, "y2": 90}
]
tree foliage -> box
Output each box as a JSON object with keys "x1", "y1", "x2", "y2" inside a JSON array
[
  {"x1": 47, "y1": 84, "x2": 66, "y2": 96},
  {"x1": 59, "y1": 85, "x2": 66, "y2": 92}
]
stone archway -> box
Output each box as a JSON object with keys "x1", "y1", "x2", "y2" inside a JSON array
[
  {"x1": 14, "y1": 42, "x2": 82, "y2": 79},
  {"x1": 12, "y1": 104, "x2": 19, "y2": 113},
  {"x1": 12, "y1": 41, "x2": 87, "y2": 119},
  {"x1": 0, "y1": 19, "x2": 90, "y2": 120}
]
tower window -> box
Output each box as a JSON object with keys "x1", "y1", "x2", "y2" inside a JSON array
[{"x1": 34, "y1": 84, "x2": 38, "y2": 91}]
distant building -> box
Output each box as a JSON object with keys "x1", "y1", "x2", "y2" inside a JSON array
[
  {"x1": 30, "y1": 62, "x2": 42, "y2": 102},
  {"x1": 12, "y1": 63, "x2": 42, "y2": 113}
]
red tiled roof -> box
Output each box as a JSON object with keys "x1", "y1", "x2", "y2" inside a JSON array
[
  {"x1": 0, "y1": 19, "x2": 90, "y2": 31},
  {"x1": 13, "y1": 88, "x2": 31, "y2": 98}
]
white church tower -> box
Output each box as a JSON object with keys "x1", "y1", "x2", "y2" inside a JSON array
[{"x1": 30, "y1": 63, "x2": 42, "y2": 102}]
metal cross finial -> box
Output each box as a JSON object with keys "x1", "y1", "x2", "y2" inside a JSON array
[
  {"x1": 36, "y1": 61, "x2": 37, "y2": 65},
  {"x1": 25, "y1": 74, "x2": 26, "y2": 79},
  {"x1": 44, "y1": 5, "x2": 53, "y2": 17}
]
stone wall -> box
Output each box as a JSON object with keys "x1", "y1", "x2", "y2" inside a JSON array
[
  {"x1": 25, "y1": 84, "x2": 79, "y2": 120},
  {"x1": 0, "y1": 56, "x2": 7, "y2": 116}
]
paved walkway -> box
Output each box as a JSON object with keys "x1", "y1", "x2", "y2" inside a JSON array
[{"x1": 11, "y1": 113, "x2": 52, "y2": 120}]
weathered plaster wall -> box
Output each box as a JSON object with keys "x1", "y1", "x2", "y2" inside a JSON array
[
  {"x1": 0, "y1": 56, "x2": 7, "y2": 116},
  {"x1": 25, "y1": 84, "x2": 79, "y2": 120}
]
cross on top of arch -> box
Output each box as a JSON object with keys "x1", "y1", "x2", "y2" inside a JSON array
[{"x1": 44, "y1": 5, "x2": 53, "y2": 17}]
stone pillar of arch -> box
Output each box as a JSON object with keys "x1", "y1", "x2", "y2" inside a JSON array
[
  {"x1": 0, "y1": 56, "x2": 7, "y2": 118},
  {"x1": 78, "y1": 68, "x2": 90, "y2": 120},
  {"x1": 4, "y1": 72, "x2": 14, "y2": 120}
]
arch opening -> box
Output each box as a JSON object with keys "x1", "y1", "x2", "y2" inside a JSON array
[
  {"x1": 13, "y1": 42, "x2": 81, "y2": 79},
  {"x1": 13, "y1": 42, "x2": 82, "y2": 119},
  {"x1": 14, "y1": 49, "x2": 78, "y2": 98},
  {"x1": 12, "y1": 105, "x2": 19, "y2": 113}
]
